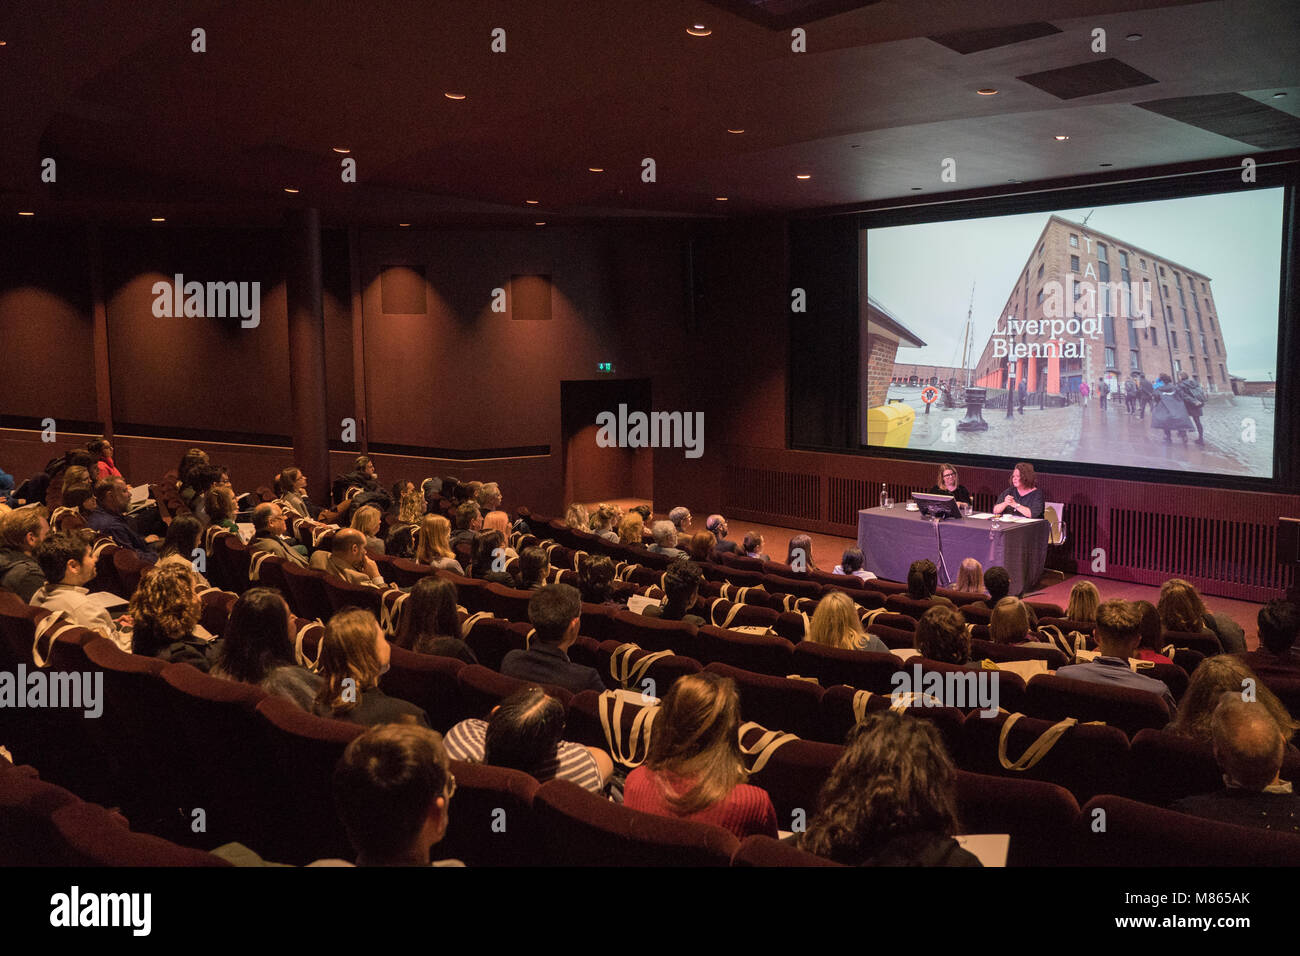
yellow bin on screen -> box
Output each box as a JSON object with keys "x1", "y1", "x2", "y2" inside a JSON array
[{"x1": 866, "y1": 402, "x2": 915, "y2": 448}]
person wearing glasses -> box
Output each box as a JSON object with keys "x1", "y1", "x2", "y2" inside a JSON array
[
  {"x1": 926, "y1": 464, "x2": 971, "y2": 506},
  {"x1": 991, "y1": 462, "x2": 1044, "y2": 519}
]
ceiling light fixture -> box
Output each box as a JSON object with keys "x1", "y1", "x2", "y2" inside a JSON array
[
  {"x1": 525, "y1": 199, "x2": 540, "y2": 205},
  {"x1": 588, "y1": 167, "x2": 604, "y2": 172},
  {"x1": 151, "y1": 217, "x2": 166, "y2": 222},
  {"x1": 687, "y1": 24, "x2": 712, "y2": 36},
  {"x1": 444, "y1": 92, "x2": 466, "y2": 100},
  {"x1": 283, "y1": 187, "x2": 300, "y2": 194},
  {"x1": 1126, "y1": 33, "x2": 1142, "y2": 41},
  {"x1": 715, "y1": 196, "x2": 728, "y2": 201},
  {"x1": 18, "y1": 210, "x2": 34, "y2": 216},
  {"x1": 534, "y1": 221, "x2": 546, "y2": 226},
  {"x1": 796, "y1": 174, "x2": 811, "y2": 180},
  {"x1": 726, "y1": 128, "x2": 744, "y2": 134},
  {"x1": 399, "y1": 222, "x2": 411, "y2": 227},
  {"x1": 977, "y1": 88, "x2": 998, "y2": 95},
  {"x1": 332, "y1": 147, "x2": 350, "y2": 154},
  {"x1": 1055, "y1": 135, "x2": 1069, "y2": 141}
]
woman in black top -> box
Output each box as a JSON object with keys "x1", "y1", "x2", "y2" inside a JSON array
[
  {"x1": 926, "y1": 463, "x2": 971, "y2": 505},
  {"x1": 396, "y1": 577, "x2": 478, "y2": 665},
  {"x1": 314, "y1": 608, "x2": 429, "y2": 727},
  {"x1": 991, "y1": 461, "x2": 1044, "y2": 519}
]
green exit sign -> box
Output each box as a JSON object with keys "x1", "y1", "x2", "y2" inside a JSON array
[{"x1": 597, "y1": 362, "x2": 614, "y2": 373}]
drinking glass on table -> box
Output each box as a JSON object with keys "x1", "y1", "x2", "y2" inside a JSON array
[{"x1": 883, "y1": 496, "x2": 894, "y2": 509}]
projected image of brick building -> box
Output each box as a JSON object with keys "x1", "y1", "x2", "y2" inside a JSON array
[{"x1": 971, "y1": 215, "x2": 1230, "y2": 401}]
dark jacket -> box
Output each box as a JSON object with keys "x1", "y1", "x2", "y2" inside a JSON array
[
  {"x1": 501, "y1": 642, "x2": 605, "y2": 695},
  {"x1": 0, "y1": 547, "x2": 45, "y2": 602}
]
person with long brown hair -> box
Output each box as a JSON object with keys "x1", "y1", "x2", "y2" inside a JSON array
[
  {"x1": 1166, "y1": 655, "x2": 1298, "y2": 744},
  {"x1": 1158, "y1": 578, "x2": 1247, "y2": 653},
  {"x1": 396, "y1": 577, "x2": 477, "y2": 664},
  {"x1": 991, "y1": 461, "x2": 1044, "y2": 519},
  {"x1": 414, "y1": 514, "x2": 464, "y2": 574},
  {"x1": 989, "y1": 596, "x2": 1032, "y2": 644},
  {"x1": 1065, "y1": 580, "x2": 1101, "y2": 623},
  {"x1": 623, "y1": 672, "x2": 777, "y2": 839},
  {"x1": 798, "y1": 711, "x2": 979, "y2": 866},
  {"x1": 953, "y1": 557, "x2": 984, "y2": 594},
  {"x1": 313, "y1": 607, "x2": 428, "y2": 727}
]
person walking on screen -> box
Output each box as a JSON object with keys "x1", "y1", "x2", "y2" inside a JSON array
[
  {"x1": 1124, "y1": 376, "x2": 1136, "y2": 415},
  {"x1": 1176, "y1": 372, "x2": 1207, "y2": 446},
  {"x1": 990, "y1": 462, "x2": 1044, "y2": 519},
  {"x1": 1079, "y1": 380, "x2": 1090, "y2": 408}
]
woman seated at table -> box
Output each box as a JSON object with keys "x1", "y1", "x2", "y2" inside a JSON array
[
  {"x1": 926, "y1": 463, "x2": 971, "y2": 505},
  {"x1": 991, "y1": 461, "x2": 1044, "y2": 519}
]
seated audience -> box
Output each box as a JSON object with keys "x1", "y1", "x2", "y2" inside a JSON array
[
  {"x1": 275, "y1": 466, "x2": 319, "y2": 519},
  {"x1": 617, "y1": 512, "x2": 645, "y2": 547},
  {"x1": 1133, "y1": 599, "x2": 1173, "y2": 664},
  {"x1": 648, "y1": 520, "x2": 687, "y2": 560},
  {"x1": 327, "y1": 723, "x2": 461, "y2": 867},
  {"x1": 51, "y1": 485, "x2": 94, "y2": 534},
  {"x1": 1170, "y1": 697, "x2": 1300, "y2": 833},
  {"x1": 469, "y1": 530, "x2": 516, "y2": 585},
  {"x1": 386, "y1": 487, "x2": 427, "y2": 559},
  {"x1": 644, "y1": 559, "x2": 706, "y2": 627},
  {"x1": 1158, "y1": 577, "x2": 1246, "y2": 653},
  {"x1": 953, "y1": 557, "x2": 984, "y2": 594},
  {"x1": 312, "y1": 528, "x2": 387, "y2": 588},
  {"x1": 669, "y1": 506, "x2": 692, "y2": 535},
  {"x1": 476, "y1": 481, "x2": 503, "y2": 515},
  {"x1": 211, "y1": 588, "x2": 321, "y2": 709},
  {"x1": 976, "y1": 566, "x2": 1037, "y2": 626},
  {"x1": 158, "y1": 515, "x2": 213, "y2": 587},
  {"x1": 1237, "y1": 600, "x2": 1300, "y2": 679},
  {"x1": 564, "y1": 503, "x2": 590, "y2": 531},
  {"x1": 786, "y1": 534, "x2": 817, "y2": 571},
  {"x1": 1166, "y1": 656, "x2": 1297, "y2": 744},
  {"x1": 516, "y1": 547, "x2": 551, "y2": 591},
  {"x1": 313, "y1": 608, "x2": 428, "y2": 726},
  {"x1": 129, "y1": 563, "x2": 218, "y2": 671},
  {"x1": 578, "y1": 554, "x2": 622, "y2": 608},
  {"x1": 248, "y1": 503, "x2": 309, "y2": 568},
  {"x1": 450, "y1": 501, "x2": 482, "y2": 550},
  {"x1": 443, "y1": 686, "x2": 611, "y2": 793},
  {"x1": 500, "y1": 583, "x2": 605, "y2": 694},
  {"x1": 624, "y1": 672, "x2": 778, "y2": 839},
  {"x1": 350, "y1": 505, "x2": 386, "y2": 555},
  {"x1": 685, "y1": 531, "x2": 715, "y2": 564},
  {"x1": 184, "y1": 464, "x2": 223, "y2": 524},
  {"x1": 395, "y1": 577, "x2": 477, "y2": 664},
  {"x1": 989, "y1": 596, "x2": 1032, "y2": 644},
  {"x1": 0, "y1": 505, "x2": 51, "y2": 601},
  {"x1": 87, "y1": 478, "x2": 159, "y2": 564},
  {"x1": 589, "y1": 504, "x2": 620, "y2": 542},
  {"x1": 914, "y1": 605, "x2": 972, "y2": 665},
  {"x1": 203, "y1": 485, "x2": 239, "y2": 534},
  {"x1": 482, "y1": 510, "x2": 512, "y2": 539},
  {"x1": 742, "y1": 531, "x2": 768, "y2": 561},
  {"x1": 31, "y1": 533, "x2": 126, "y2": 650},
  {"x1": 806, "y1": 590, "x2": 887, "y2": 652},
  {"x1": 86, "y1": 438, "x2": 121, "y2": 482},
  {"x1": 926, "y1": 463, "x2": 972, "y2": 506},
  {"x1": 706, "y1": 514, "x2": 738, "y2": 555},
  {"x1": 176, "y1": 448, "x2": 210, "y2": 502},
  {"x1": 906, "y1": 559, "x2": 952, "y2": 605},
  {"x1": 414, "y1": 514, "x2": 465, "y2": 574},
  {"x1": 1065, "y1": 581, "x2": 1101, "y2": 623},
  {"x1": 1055, "y1": 599, "x2": 1178, "y2": 715},
  {"x1": 333, "y1": 454, "x2": 381, "y2": 506},
  {"x1": 833, "y1": 546, "x2": 876, "y2": 582},
  {"x1": 799, "y1": 711, "x2": 980, "y2": 866}
]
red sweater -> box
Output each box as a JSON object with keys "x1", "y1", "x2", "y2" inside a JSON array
[{"x1": 624, "y1": 766, "x2": 779, "y2": 839}]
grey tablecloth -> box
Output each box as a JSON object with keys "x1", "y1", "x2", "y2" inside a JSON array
[{"x1": 857, "y1": 507, "x2": 1049, "y2": 596}]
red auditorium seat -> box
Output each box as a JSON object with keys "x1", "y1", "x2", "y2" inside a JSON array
[
  {"x1": 954, "y1": 769, "x2": 1081, "y2": 867},
  {"x1": 380, "y1": 645, "x2": 467, "y2": 732},
  {"x1": 388, "y1": 557, "x2": 434, "y2": 589},
  {"x1": 50, "y1": 802, "x2": 231, "y2": 867},
  {"x1": 743, "y1": 731, "x2": 843, "y2": 827},
  {"x1": 322, "y1": 575, "x2": 385, "y2": 618},
  {"x1": 111, "y1": 547, "x2": 146, "y2": 599},
  {"x1": 731, "y1": 835, "x2": 843, "y2": 867},
  {"x1": 969, "y1": 638, "x2": 1068, "y2": 669},
  {"x1": 462, "y1": 616, "x2": 526, "y2": 671},
  {"x1": 704, "y1": 662, "x2": 823, "y2": 740},
  {"x1": 281, "y1": 564, "x2": 335, "y2": 621},
  {"x1": 818, "y1": 685, "x2": 966, "y2": 752},
  {"x1": 791, "y1": 642, "x2": 902, "y2": 694},
  {"x1": 475, "y1": 581, "x2": 534, "y2": 622},
  {"x1": 694, "y1": 625, "x2": 796, "y2": 677},
  {"x1": 1023, "y1": 674, "x2": 1172, "y2": 737},
  {"x1": 594, "y1": 641, "x2": 701, "y2": 697},
  {"x1": 0, "y1": 761, "x2": 81, "y2": 865},
  {"x1": 213, "y1": 535, "x2": 252, "y2": 593},
  {"x1": 607, "y1": 609, "x2": 700, "y2": 658},
  {"x1": 456, "y1": 665, "x2": 574, "y2": 719},
  {"x1": 438, "y1": 761, "x2": 542, "y2": 867}
]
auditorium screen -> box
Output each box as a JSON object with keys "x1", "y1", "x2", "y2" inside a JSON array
[{"x1": 859, "y1": 187, "x2": 1285, "y2": 480}]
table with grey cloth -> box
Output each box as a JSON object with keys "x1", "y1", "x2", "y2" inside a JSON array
[{"x1": 857, "y1": 507, "x2": 1049, "y2": 596}]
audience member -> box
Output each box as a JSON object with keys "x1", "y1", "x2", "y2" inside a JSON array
[
  {"x1": 211, "y1": 588, "x2": 321, "y2": 709},
  {"x1": 203, "y1": 485, "x2": 239, "y2": 534},
  {"x1": 624, "y1": 672, "x2": 778, "y2": 839},
  {"x1": 443, "y1": 686, "x2": 611, "y2": 793},
  {"x1": 482, "y1": 510, "x2": 512, "y2": 539},
  {"x1": 669, "y1": 506, "x2": 692, "y2": 535},
  {"x1": 953, "y1": 557, "x2": 984, "y2": 594},
  {"x1": 51, "y1": 485, "x2": 94, "y2": 534},
  {"x1": 476, "y1": 482, "x2": 503, "y2": 515},
  {"x1": 914, "y1": 605, "x2": 972, "y2": 665},
  {"x1": 806, "y1": 591, "x2": 887, "y2": 652},
  {"x1": 1065, "y1": 581, "x2": 1101, "y2": 623},
  {"x1": 1133, "y1": 599, "x2": 1173, "y2": 664},
  {"x1": 350, "y1": 505, "x2": 386, "y2": 555},
  {"x1": 176, "y1": 448, "x2": 210, "y2": 502},
  {"x1": 1166, "y1": 656, "x2": 1297, "y2": 744},
  {"x1": 1170, "y1": 697, "x2": 1300, "y2": 833},
  {"x1": 88, "y1": 478, "x2": 159, "y2": 564},
  {"x1": 312, "y1": 528, "x2": 387, "y2": 588},
  {"x1": 248, "y1": 503, "x2": 309, "y2": 568},
  {"x1": 0, "y1": 506, "x2": 51, "y2": 601},
  {"x1": 327, "y1": 724, "x2": 461, "y2": 866},
  {"x1": 313, "y1": 608, "x2": 428, "y2": 726},
  {"x1": 617, "y1": 512, "x2": 645, "y2": 547},
  {"x1": 128, "y1": 563, "x2": 217, "y2": 671},
  {"x1": 833, "y1": 546, "x2": 876, "y2": 582},
  {"x1": 1158, "y1": 578, "x2": 1246, "y2": 653},
  {"x1": 31, "y1": 533, "x2": 125, "y2": 649},
  {"x1": 158, "y1": 515, "x2": 213, "y2": 587},
  {"x1": 516, "y1": 547, "x2": 551, "y2": 591},
  {"x1": 906, "y1": 559, "x2": 952, "y2": 605},
  {"x1": 706, "y1": 514, "x2": 738, "y2": 555},
  {"x1": 470, "y1": 530, "x2": 516, "y2": 585},
  {"x1": 275, "y1": 466, "x2": 319, "y2": 519},
  {"x1": 589, "y1": 504, "x2": 621, "y2": 542},
  {"x1": 87, "y1": 438, "x2": 122, "y2": 482},
  {"x1": 742, "y1": 532, "x2": 768, "y2": 561},
  {"x1": 1055, "y1": 599, "x2": 1177, "y2": 715},
  {"x1": 685, "y1": 531, "x2": 715, "y2": 563},
  {"x1": 386, "y1": 488, "x2": 427, "y2": 558},
  {"x1": 786, "y1": 534, "x2": 817, "y2": 571},
  {"x1": 1238, "y1": 600, "x2": 1300, "y2": 679},
  {"x1": 644, "y1": 559, "x2": 705, "y2": 627},
  {"x1": 649, "y1": 520, "x2": 687, "y2": 560},
  {"x1": 396, "y1": 577, "x2": 477, "y2": 664},
  {"x1": 333, "y1": 454, "x2": 381, "y2": 506},
  {"x1": 414, "y1": 515, "x2": 464, "y2": 574},
  {"x1": 578, "y1": 554, "x2": 622, "y2": 608},
  {"x1": 989, "y1": 596, "x2": 1032, "y2": 644},
  {"x1": 450, "y1": 501, "x2": 482, "y2": 550},
  {"x1": 977, "y1": 566, "x2": 1037, "y2": 626},
  {"x1": 799, "y1": 712, "x2": 980, "y2": 866},
  {"x1": 564, "y1": 503, "x2": 590, "y2": 531},
  {"x1": 500, "y1": 584, "x2": 604, "y2": 694}
]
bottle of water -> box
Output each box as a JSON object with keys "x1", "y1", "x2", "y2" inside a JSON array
[{"x1": 880, "y1": 483, "x2": 887, "y2": 509}]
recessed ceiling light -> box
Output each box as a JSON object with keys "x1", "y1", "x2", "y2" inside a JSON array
[
  {"x1": 588, "y1": 167, "x2": 604, "y2": 172},
  {"x1": 727, "y1": 128, "x2": 744, "y2": 134},
  {"x1": 283, "y1": 187, "x2": 300, "y2": 194},
  {"x1": 399, "y1": 222, "x2": 411, "y2": 227},
  {"x1": 796, "y1": 174, "x2": 811, "y2": 180},
  {"x1": 151, "y1": 217, "x2": 166, "y2": 222},
  {"x1": 0, "y1": 41, "x2": 7, "y2": 46},
  {"x1": 444, "y1": 92, "x2": 466, "y2": 100},
  {"x1": 1274, "y1": 92, "x2": 1287, "y2": 98},
  {"x1": 1055, "y1": 135, "x2": 1069, "y2": 141},
  {"x1": 715, "y1": 196, "x2": 728, "y2": 201},
  {"x1": 687, "y1": 24, "x2": 711, "y2": 36},
  {"x1": 534, "y1": 221, "x2": 546, "y2": 226},
  {"x1": 18, "y1": 211, "x2": 34, "y2": 216},
  {"x1": 977, "y1": 88, "x2": 998, "y2": 96},
  {"x1": 332, "y1": 147, "x2": 350, "y2": 154},
  {"x1": 525, "y1": 199, "x2": 540, "y2": 205},
  {"x1": 1126, "y1": 33, "x2": 1142, "y2": 41}
]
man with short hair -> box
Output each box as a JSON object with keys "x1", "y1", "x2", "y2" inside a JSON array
[
  {"x1": 30, "y1": 533, "x2": 127, "y2": 650},
  {"x1": 332, "y1": 455, "x2": 380, "y2": 506},
  {"x1": 1236, "y1": 599, "x2": 1300, "y2": 679},
  {"x1": 249, "y1": 502, "x2": 309, "y2": 567},
  {"x1": 669, "y1": 507, "x2": 692, "y2": 535},
  {"x1": 648, "y1": 520, "x2": 687, "y2": 560},
  {"x1": 706, "y1": 513, "x2": 738, "y2": 555},
  {"x1": 450, "y1": 501, "x2": 482, "y2": 550},
  {"x1": 913, "y1": 605, "x2": 972, "y2": 666},
  {"x1": 311, "y1": 528, "x2": 386, "y2": 587},
  {"x1": 500, "y1": 583, "x2": 604, "y2": 694},
  {"x1": 0, "y1": 506, "x2": 51, "y2": 601},
  {"x1": 86, "y1": 477, "x2": 159, "y2": 564},
  {"x1": 978, "y1": 566, "x2": 1038, "y2": 627},
  {"x1": 323, "y1": 724, "x2": 462, "y2": 867},
  {"x1": 1055, "y1": 599, "x2": 1177, "y2": 715},
  {"x1": 1170, "y1": 697, "x2": 1300, "y2": 832}
]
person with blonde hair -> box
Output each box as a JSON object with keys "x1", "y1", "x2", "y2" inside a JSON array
[
  {"x1": 989, "y1": 596, "x2": 1031, "y2": 644},
  {"x1": 617, "y1": 511, "x2": 645, "y2": 547},
  {"x1": 482, "y1": 510, "x2": 512, "y2": 537},
  {"x1": 589, "y1": 504, "x2": 620, "y2": 542},
  {"x1": 313, "y1": 607, "x2": 427, "y2": 727},
  {"x1": 128, "y1": 562, "x2": 215, "y2": 670},
  {"x1": 350, "y1": 504, "x2": 386, "y2": 554},
  {"x1": 414, "y1": 514, "x2": 464, "y2": 574},
  {"x1": 954, "y1": 558, "x2": 984, "y2": 594},
  {"x1": 564, "y1": 503, "x2": 589, "y2": 531},
  {"x1": 1158, "y1": 578, "x2": 1246, "y2": 653},
  {"x1": 1167, "y1": 655, "x2": 1298, "y2": 744},
  {"x1": 623, "y1": 672, "x2": 778, "y2": 839},
  {"x1": 806, "y1": 591, "x2": 887, "y2": 653},
  {"x1": 386, "y1": 487, "x2": 427, "y2": 558},
  {"x1": 1065, "y1": 580, "x2": 1101, "y2": 623}
]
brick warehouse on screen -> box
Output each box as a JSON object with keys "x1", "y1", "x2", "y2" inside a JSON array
[{"x1": 971, "y1": 215, "x2": 1230, "y2": 399}]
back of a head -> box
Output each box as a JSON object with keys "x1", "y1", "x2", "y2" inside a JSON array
[
  {"x1": 471, "y1": 530, "x2": 505, "y2": 575},
  {"x1": 251, "y1": 503, "x2": 278, "y2": 535},
  {"x1": 907, "y1": 559, "x2": 937, "y2": 600},
  {"x1": 1134, "y1": 599, "x2": 1163, "y2": 651},
  {"x1": 915, "y1": 605, "x2": 970, "y2": 664},
  {"x1": 686, "y1": 531, "x2": 715, "y2": 562},
  {"x1": 800, "y1": 711, "x2": 959, "y2": 864},
  {"x1": 989, "y1": 596, "x2": 1030, "y2": 644},
  {"x1": 129, "y1": 563, "x2": 200, "y2": 657},
  {"x1": 1171, "y1": 656, "x2": 1300, "y2": 744},
  {"x1": 1158, "y1": 578, "x2": 1206, "y2": 633},
  {"x1": 807, "y1": 591, "x2": 863, "y2": 650},
  {"x1": 742, "y1": 532, "x2": 763, "y2": 555},
  {"x1": 1066, "y1": 581, "x2": 1101, "y2": 622},
  {"x1": 483, "y1": 510, "x2": 511, "y2": 536},
  {"x1": 1, "y1": 505, "x2": 49, "y2": 551},
  {"x1": 331, "y1": 527, "x2": 364, "y2": 555},
  {"x1": 840, "y1": 547, "x2": 864, "y2": 574},
  {"x1": 1258, "y1": 600, "x2": 1300, "y2": 656},
  {"x1": 578, "y1": 554, "x2": 615, "y2": 604},
  {"x1": 955, "y1": 557, "x2": 983, "y2": 593},
  {"x1": 983, "y1": 566, "x2": 1011, "y2": 603},
  {"x1": 565, "y1": 503, "x2": 589, "y2": 530},
  {"x1": 705, "y1": 514, "x2": 726, "y2": 538},
  {"x1": 333, "y1": 724, "x2": 450, "y2": 864},
  {"x1": 651, "y1": 520, "x2": 677, "y2": 548},
  {"x1": 663, "y1": 559, "x2": 703, "y2": 612},
  {"x1": 398, "y1": 489, "x2": 426, "y2": 524},
  {"x1": 453, "y1": 501, "x2": 480, "y2": 531},
  {"x1": 518, "y1": 547, "x2": 550, "y2": 588},
  {"x1": 1213, "y1": 697, "x2": 1285, "y2": 791},
  {"x1": 617, "y1": 512, "x2": 643, "y2": 545},
  {"x1": 786, "y1": 534, "x2": 813, "y2": 569},
  {"x1": 34, "y1": 533, "x2": 89, "y2": 587},
  {"x1": 528, "y1": 583, "x2": 581, "y2": 644},
  {"x1": 669, "y1": 506, "x2": 690, "y2": 530},
  {"x1": 484, "y1": 686, "x2": 565, "y2": 775},
  {"x1": 1094, "y1": 599, "x2": 1141, "y2": 649},
  {"x1": 350, "y1": 505, "x2": 382, "y2": 537},
  {"x1": 399, "y1": 576, "x2": 460, "y2": 649},
  {"x1": 219, "y1": 588, "x2": 294, "y2": 683},
  {"x1": 647, "y1": 672, "x2": 742, "y2": 814}
]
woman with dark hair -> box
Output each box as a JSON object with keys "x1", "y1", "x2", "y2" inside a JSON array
[
  {"x1": 313, "y1": 608, "x2": 428, "y2": 727},
  {"x1": 129, "y1": 563, "x2": 218, "y2": 671},
  {"x1": 275, "y1": 466, "x2": 318, "y2": 519},
  {"x1": 1158, "y1": 578, "x2": 1246, "y2": 653},
  {"x1": 786, "y1": 534, "x2": 817, "y2": 571},
  {"x1": 991, "y1": 461, "x2": 1044, "y2": 519},
  {"x1": 799, "y1": 711, "x2": 980, "y2": 866},
  {"x1": 685, "y1": 531, "x2": 715, "y2": 563},
  {"x1": 833, "y1": 546, "x2": 876, "y2": 582},
  {"x1": 177, "y1": 448, "x2": 210, "y2": 500},
  {"x1": 644, "y1": 559, "x2": 705, "y2": 626},
  {"x1": 396, "y1": 577, "x2": 477, "y2": 664},
  {"x1": 470, "y1": 530, "x2": 516, "y2": 585},
  {"x1": 1133, "y1": 599, "x2": 1173, "y2": 665},
  {"x1": 87, "y1": 438, "x2": 122, "y2": 482},
  {"x1": 906, "y1": 559, "x2": 941, "y2": 601},
  {"x1": 203, "y1": 485, "x2": 239, "y2": 534},
  {"x1": 578, "y1": 554, "x2": 623, "y2": 607},
  {"x1": 212, "y1": 588, "x2": 321, "y2": 709},
  {"x1": 157, "y1": 514, "x2": 212, "y2": 588},
  {"x1": 989, "y1": 596, "x2": 1032, "y2": 644},
  {"x1": 624, "y1": 672, "x2": 778, "y2": 839}
]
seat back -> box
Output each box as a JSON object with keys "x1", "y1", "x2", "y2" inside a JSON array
[
  {"x1": 281, "y1": 564, "x2": 335, "y2": 621},
  {"x1": 51, "y1": 802, "x2": 232, "y2": 867},
  {"x1": 456, "y1": 665, "x2": 573, "y2": 720},
  {"x1": 439, "y1": 761, "x2": 542, "y2": 866},
  {"x1": 1044, "y1": 501, "x2": 1066, "y2": 546},
  {"x1": 694, "y1": 625, "x2": 795, "y2": 677},
  {"x1": 731, "y1": 834, "x2": 843, "y2": 867},
  {"x1": 791, "y1": 642, "x2": 902, "y2": 695},
  {"x1": 379, "y1": 646, "x2": 466, "y2": 732},
  {"x1": 954, "y1": 769, "x2": 1081, "y2": 867},
  {"x1": 704, "y1": 662, "x2": 823, "y2": 739},
  {"x1": 1024, "y1": 674, "x2": 1171, "y2": 737}
]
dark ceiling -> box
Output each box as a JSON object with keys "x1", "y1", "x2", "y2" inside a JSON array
[{"x1": 1, "y1": 0, "x2": 1297, "y2": 227}]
